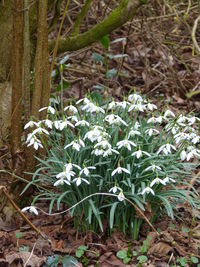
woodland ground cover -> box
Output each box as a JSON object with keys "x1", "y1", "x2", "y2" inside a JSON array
[{"x1": 0, "y1": 1, "x2": 200, "y2": 266}]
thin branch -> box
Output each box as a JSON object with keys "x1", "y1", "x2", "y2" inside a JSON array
[
  {"x1": 72, "y1": 0, "x2": 93, "y2": 36},
  {"x1": 49, "y1": 0, "x2": 144, "y2": 54},
  {"x1": 191, "y1": 15, "x2": 200, "y2": 54}
]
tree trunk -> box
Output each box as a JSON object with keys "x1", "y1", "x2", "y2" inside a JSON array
[{"x1": 11, "y1": 0, "x2": 23, "y2": 158}]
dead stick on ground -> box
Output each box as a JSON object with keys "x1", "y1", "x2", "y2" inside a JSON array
[{"x1": 0, "y1": 186, "x2": 51, "y2": 242}]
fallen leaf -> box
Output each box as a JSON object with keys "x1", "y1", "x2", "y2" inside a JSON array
[
  {"x1": 148, "y1": 242, "x2": 172, "y2": 257},
  {"x1": 6, "y1": 252, "x2": 46, "y2": 267}
]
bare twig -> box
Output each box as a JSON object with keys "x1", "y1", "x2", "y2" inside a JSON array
[
  {"x1": 191, "y1": 15, "x2": 200, "y2": 54},
  {"x1": 0, "y1": 186, "x2": 50, "y2": 241}
]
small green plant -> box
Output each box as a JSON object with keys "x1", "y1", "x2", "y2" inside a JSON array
[
  {"x1": 44, "y1": 254, "x2": 79, "y2": 267},
  {"x1": 137, "y1": 255, "x2": 148, "y2": 266},
  {"x1": 19, "y1": 246, "x2": 29, "y2": 252},
  {"x1": 176, "y1": 257, "x2": 187, "y2": 267},
  {"x1": 15, "y1": 231, "x2": 23, "y2": 248},
  {"x1": 75, "y1": 245, "x2": 99, "y2": 266},
  {"x1": 22, "y1": 92, "x2": 200, "y2": 238},
  {"x1": 116, "y1": 249, "x2": 132, "y2": 264},
  {"x1": 76, "y1": 245, "x2": 88, "y2": 258},
  {"x1": 190, "y1": 255, "x2": 199, "y2": 265},
  {"x1": 139, "y1": 236, "x2": 152, "y2": 254}
]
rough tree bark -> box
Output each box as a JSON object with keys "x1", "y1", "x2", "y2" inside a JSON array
[
  {"x1": 11, "y1": 0, "x2": 23, "y2": 157},
  {"x1": 31, "y1": 0, "x2": 49, "y2": 119}
]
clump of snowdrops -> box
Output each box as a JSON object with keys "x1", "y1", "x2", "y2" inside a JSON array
[{"x1": 22, "y1": 92, "x2": 200, "y2": 238}]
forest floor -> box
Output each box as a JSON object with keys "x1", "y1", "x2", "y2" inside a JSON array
[{"x1": 0, "y1": 1, "x2": 200, "y2": 266}]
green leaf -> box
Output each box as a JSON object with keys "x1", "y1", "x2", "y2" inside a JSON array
[
  {"x1": 116, "y1": 250, "x2": 127, "y2": 259},
  {"x1": 137, "y1": 255, "x2": 148, "y2": 264},
  {"x1": 123, "y1": 257, "x2": 131, "y2": 264},
  {"x1": 76, "y1": 249, "x2": 84, "y2": 258},
  {"x1": 100, "y1": 35, "x2": 109, "y2": 50},
  {"x1": 109, "y1": 202, "x2": 119, "y2": 229},
  {"x1": 177, "y1": 257, "x2": 187, "y2": 266},
  {"x1": 19, "y1": 246, "x2": 29, "y2": 252},
  {"x1": 92, "y1": 52, "x2": 105, "y2": 64},
  {"x1": 78, "y1": 245, "x2": 88, "y2": 251},
  {"x1": 15, "y1": 232, "x2": 23, "y2": 239},
  {"x1": 132, "y1": 250, "x2": 137, "y2": 256},
  {"x1": 56, "y1": 80, "x2": 70, "y2": 92},
  {"x1": 45, "y1": 255, "x2": 60, "y2": 267},
  {"x1": 62, "y1": 255, "x2": 79, "y2": 267},
  {"x1": 106, "y1": 68, "x2": 118, "y2": 79},
  {"x1": 191, "y1": 256, "x2": 199, "y2": 264},
  {"x1": 75, "y1": 246, "x2": 88, "y2": 258}
]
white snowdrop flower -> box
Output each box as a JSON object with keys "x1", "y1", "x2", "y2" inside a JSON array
[
  {"x1": 111, "y1": 166, "x2": 130, "y2": 176},
  {"x1": 144, "y1": 164, "x2": 161, "y2": 172},
  {"x1": 94, "y1": 140, "x2": 111, "y2": 150},
  {"x1": 56, "y1": 170, "x2": 75, "y2": 182},
  {"x1": 156, "y1": 116, "x2": 163, "y2": 123},
  {"x1": 191, "y1": 134, "x2": 200, "y2": 145},
  {"x1": 54, "y1": 177, "x2": 71, "y2": 186},
  {"x1": 128, "y1": 129, "x2": 141, "y2": 138},
  {"x1": 108, "y1": 101, "x2": 117, "y2": 110},
  {"x1": 186, "y1": 148, "x2": 200, "y2": 161},
  {"x1": 118, "y1": 190, "x2": 125, "y2": 201},
  {"x1": 147, "y1": 116, "x2": 157, "y2": 124},
  {"x1": 44, "y1": 119, "x2": 53, "y2": 129},
  {"x1": 27, "y1": 136, "x2": 43, "y2": 150},
  {"x1": 174, "y1": 132, "x2": 188, "y2": 144},
  {"x1": 104, "y1": 114, "x2": 128, "y2": 126},
  {"x1": 75, "y1": 120, "x2": 90, "y2": 127},
  {"x1": 92, "y1": 149, "x2": 104, "y2": 156},
  {"x1": 128, "y1": 93, "x2": 143, "y2": 103},
  {"x1": 103, "y1": 148, "x2": 119, "y2": 157},
  {"x1": 140, "y1": 187, "x2": 155, "y2": 196},
  {"x1": 32, "y1": 127, "x2": 49, "y2": 136},
  {"x1": 84, "y1": 126, "x2": 104, "y2": 142},
  {"x1": 187, "y1": 116, "x2": 200, "y2": 125},
  {"x1": 24, "y1": 121, "x2": 39, "y2": 129},
  {"x1": 116, "y1": 101, "x2": 130, "y2": 109},
  {"x1": 73, "y1": 176, "x2": 90, "y2": 186},
  {"x1": 163, "y1": 176, "x2": 175, "y2": 184},
  {"x1": 54, "y1": 120, "x2": 62, "y2": 129},
  {"x1": 164, "y1": 110, "x2": 175, "y2": 119},
  {"x1": 64, "y1": 105, "x2": 78, "y2": 114},
  {"x1": 39, "y1": 106, "x2": 56, "y2": 115},
  {"x1": 109, "y1": 186, "x2": 121, "y2": 194},
  {"x1": 145, "y1": 128, "x2": 159, "y2": 136},
  {"x1": 59, "y1": 120, "x2": 75, "y2": 130},
  {"x1": 180, "y1": 150, "x2": 187, "y2": 161},
  {"x1": 80, "y1": 166, "x2": 96, "y2": 176},
  {"x1": 65, "y1": 163, "x2": 81, "y2": 172},
  {"x1": 76, "y1": 97, "x2": 90, "y2": 105},
  {"x1": 147, "y1": 103, "x2": 157, "y2": 111},
  {"x1": 67, "y1": 115, "x2": 78, "y2": 123},
  {"x1": 116, "y1": 139, "x2": 136, "y2": 150},
  {"x1": 82, "y1": 102, "x2": 105, "y2": 114},
  {"x1": 104, "y1": 114, "x2": 116, "y2": 124},
  {"x1": 64, "y1": 139, "x2": 85, "y2": 151},
  {"x1": 21, "y1": 206, "x2": 38, "y2": 216},
  {"x1": 132, "y1": 149, "x2": 151, "y2": 159},
  {"x1": 157, "y1": 144, "x2": 176, "y2": 155},
  {"x1": 26, "y1": 133, "x2": 34, "y2": 143},
  {"x1": 150, "y1": 178, "x2": 166, "y2": 187},
  {"x1": 177, "y1": 115, "x2": 187, "y2": 126},
  {"x1": 134, "y1": 121, "x2": 140, "y2": 130},
  {"x1": 128, "y1": 103, "x2": 146, "y2": 112}
]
